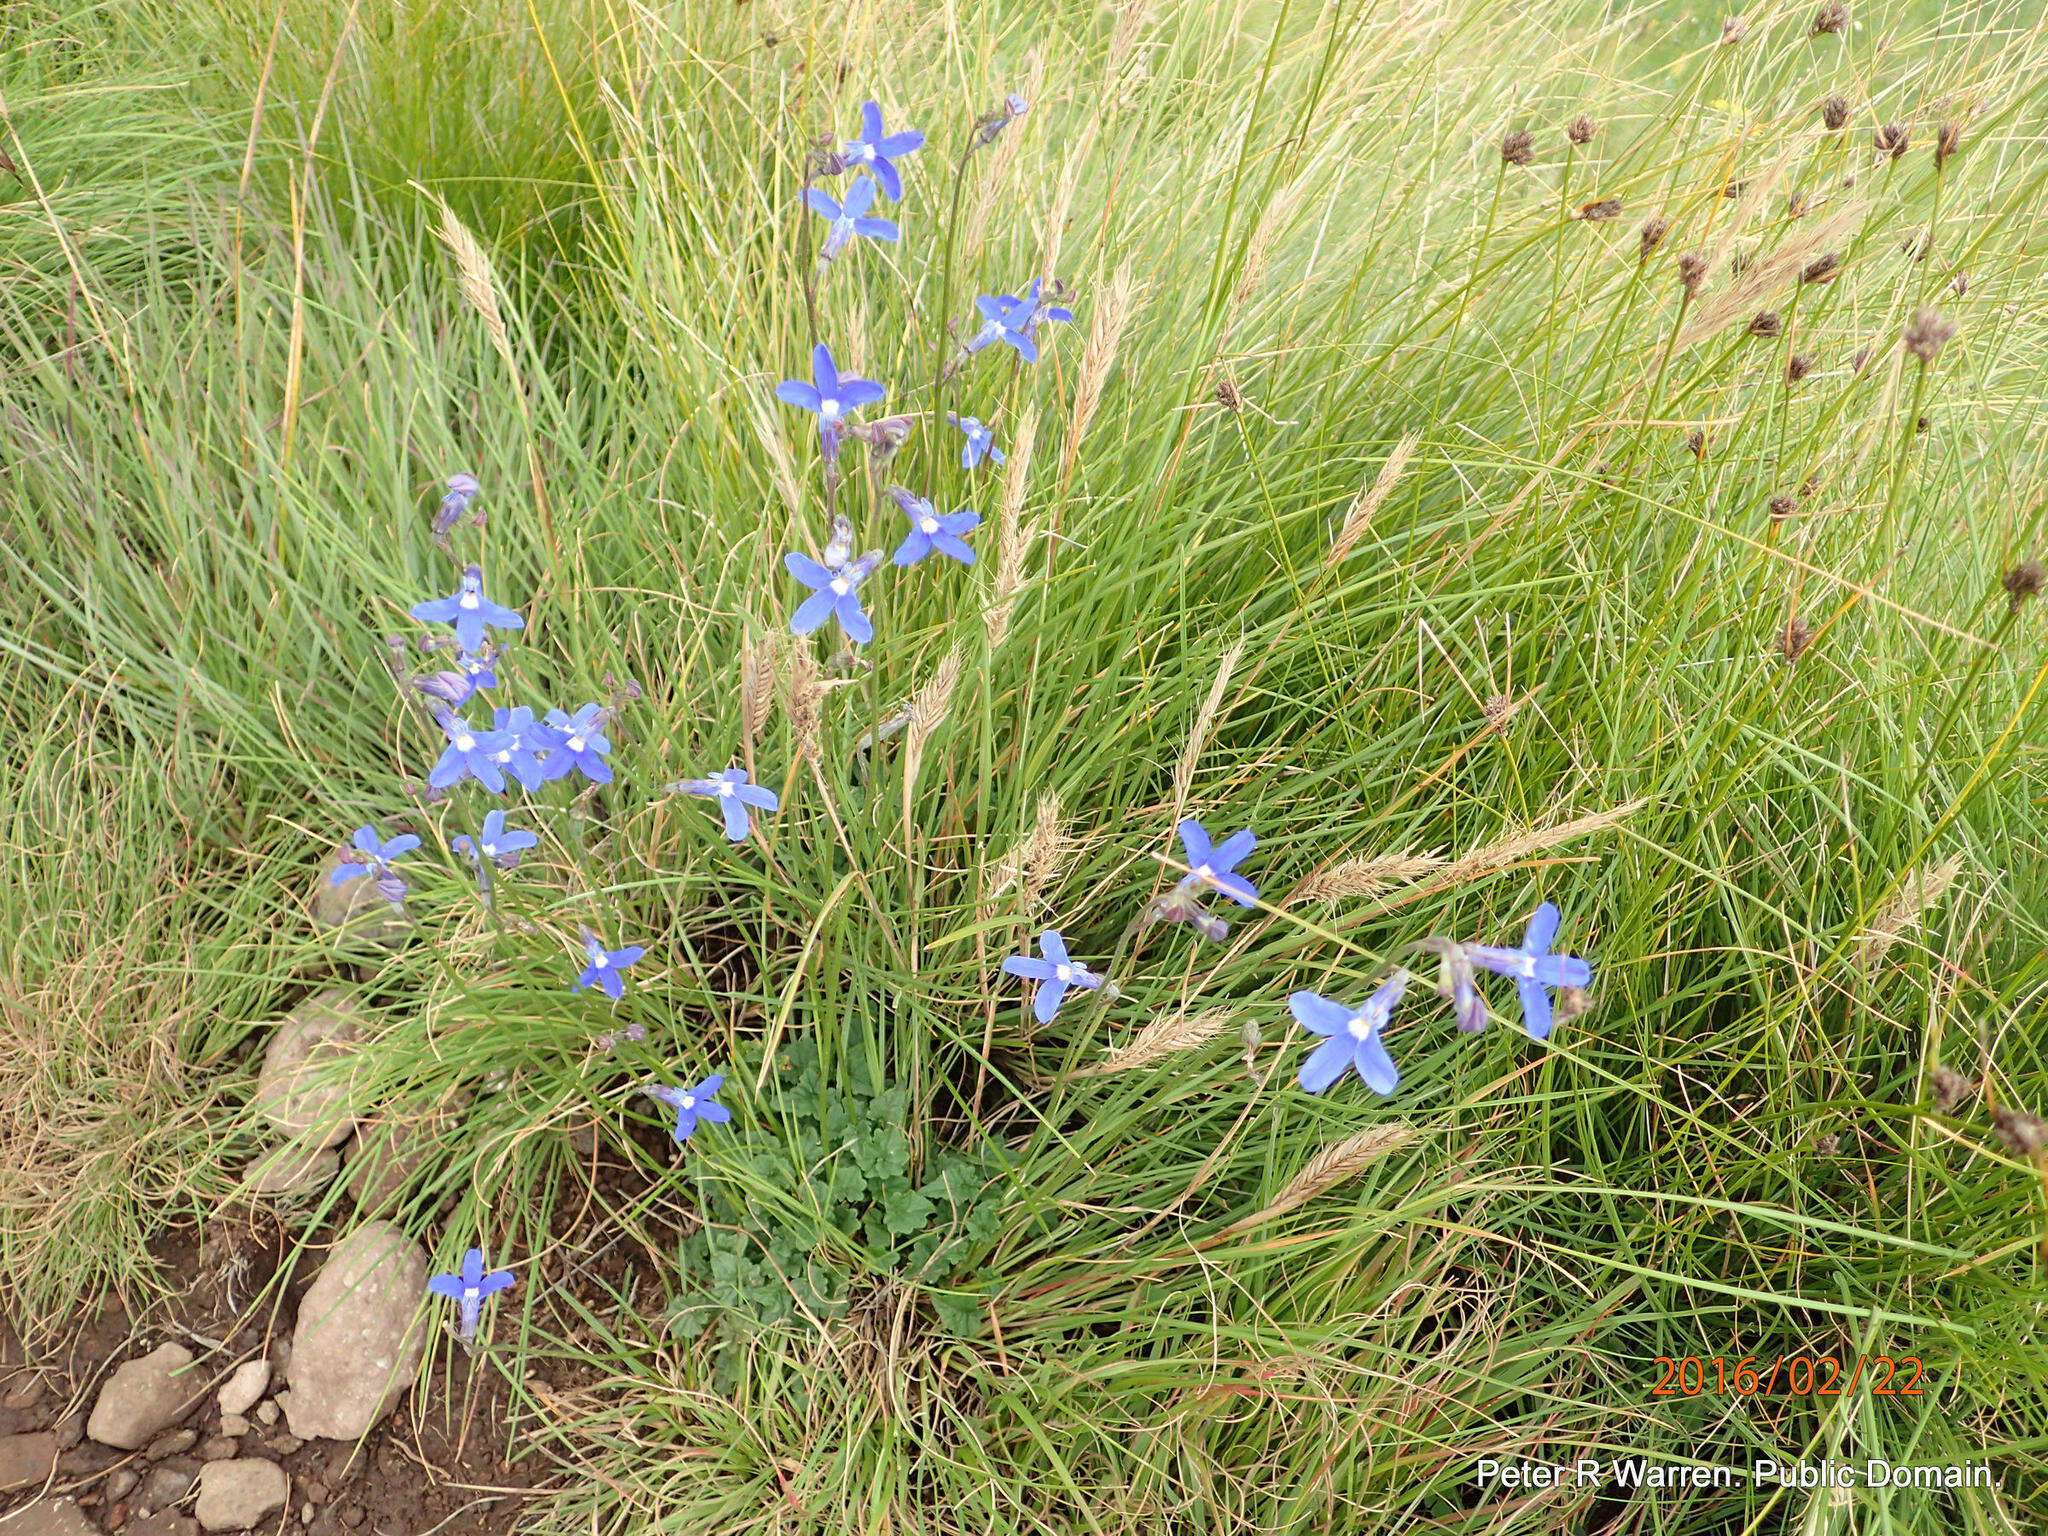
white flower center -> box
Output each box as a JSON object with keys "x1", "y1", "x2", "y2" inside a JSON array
[
  {"x1": 830, "y1": 576, "x2": 851, "y2": 596},
  {"x1": 920, "y1": 516, "x2": 939, "y2": 534},
  {"x1": 568, "y1": 736, "x2": 586, "y2": 752},
  {"x1": 1515, "y1": 954, "x2": 1537, "y2": 978},
  {"x1": 493, "y1": 750, "x2": 511, "y2": 763},
  {"x1": 1347, "y1": 1015, "x2": 1374, "y2": 1041},
  {"x1": 717, "y1": 780, "x2": 736, "y2": 797},
  {"x1": 1195, "y1": 862, "x2": 1214, "y2": 881},
  {"x1": 459, "y1": 591, "x2": 480, "y2": 609},
  {"x1": 680, "y1": 1095, "x2": 696, "y2": 1111},
  {"x1": 1055, "y1": 964, "x2": 1073, "y2": 982},
  {"x1": 820, "y1": 398, "x2": 842, "y2": 421},
  {"x1": 455, "y1": 733, "x2": 475, "y2": 752},
  {"x1": 593, "y1": 950, "x2": 609, "y2": 967}
]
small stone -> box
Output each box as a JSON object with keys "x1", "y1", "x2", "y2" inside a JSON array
[
  {"x1": 140, "y1": 1464, "x2": 197, "y2": 1512},
  {"x1": 309, "y1": 850, "x2": 414, "y2": 953},
  {"x1": 217, "y1": 1362, "x2": 270, "y2": 1420},
  {"x1": 253, "y1": 1402, "x2": 279, "y2": 1427},
  {"x1": 197, "y1": 1437, "x2": 238, "y2": 1462},
  {"x1": 194, "y1": 1458, "x2": 287, "y2": 1532},
  {"x1": 253, "y1": 991, "x2": 366, "y2": 1147},
  {"x1": 2, "y1": 1496, "x2": 98, "y2": 1536},
  {"x1": 88, "y1": 1345, "x2": 204, "y2": 1451},
  {"x1": 247, "y1": 1140, "x2": 342, "y2": 1198},
  {"x1": 337, "y1": 1506, "x2": 363, "y2": 1529},
  {"x1": 300, "y1": 1505, "x2": 313, "y2": 1525},
  {"x1": 54, "y1": 1414, "x2": 85, "y2": 1450},
  {"x1": 107, "y1": 1502, "x2": 131, "y2": 1531},
  {"x1": 282, "y1": 1222, "x2": 428, "y2": 1441},
  {"x1": 3, "y1": 1376, "x2": 47, "y2": 1410},
  {"x1": 265, "y1": 1434, "x2": 302, "y2": 1455},
  {"x1": 301, "y1": 1479, "x2": 327, "y2": 1504},
  {"x1": 0, "y1": 1429, "x2": 58, "y2": 1490},
  {"x1": 107, "y1": 1470, "x2": 140, "y2": 1500},
  {"x1": 217, "y1": 1415, "x2": 248, "y2": 1438},
  {"x1": 144, "y1": 1431, "x2": 197, "y2": 1463}
]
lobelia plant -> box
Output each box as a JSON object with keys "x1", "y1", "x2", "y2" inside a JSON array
[
  {"x1": 330, "y1": 826, "x2": 420, "y2": 909},
  {"x1": 674, "y1": 768, "x2": 781, "y2": 843},
  {"x1": 428, "y1": 1248, "x2": 516, "y2": 1343}
]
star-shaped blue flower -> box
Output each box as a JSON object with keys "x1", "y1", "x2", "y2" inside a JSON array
[
  {"x1": 775, "y1": 343, "x2": 885, "y2": 463},
  {"x1": 331, "y1": 825, "x2": 421, "y2": 907},
  {"x1": 963, "y1": 279, "x2": 1073, "y2": 364},
  {"x1": 645, "y1": 1074, "x2": 732, "y2": 1143},
  {"x1": 412, "y1": 646, "x2": 498, "y2": 706},
  {"x1": 429, "y1": 713, "x2": 514, "y2": 793},
  {"x1": 451, "y1": 808, "x2": 538, "y2": 869},
  {"x1": 889, "y1": 488, "x2": 979, "y2": 567},
  {"x1": 947, "y1": 413, "x2": 1005, "y2": 470},
  {"x1": 427, "y1": 1248, "x2": 515, "y2": 1341},
  {"x1": 1176, "y1": 819, "x2": 1258, "y2": 907},
  {"x1": 784, "y1": 547, "x2": 881, "y2": 642},
  {"x1": 677, "y1": 768, "x2": 781, "y2": 842},
  {"x1": 841, "y1": 100, "x2": 925, "y2": 200},
  {"x1": 486, "y1": 705, "x2": 558, "y2": 792},
  {"x1": 1001, "y1": 929, "x2": 1103, "y2": 1023},
  {"x1": 574, "y1": 928, "x2": 646, "y2": 1001},
  {"x1": 1465, "y1": 902, "x2": 1593, "y2": 1041},
  {"x1": 1289, "y1": 972, "x2": 1407, "y2": 1095},
  {"x1": 539, "y1": 703, "x2": 613, "y2": 785},
  {"x1": 410, "y1": 563, "x2": 525, "y2": 654},
  {"x1": 807, "y1": 176, "x2": 899, "y2": 265},
  {"x1": 431, "y1": 473, "x2": 481, "y2": 548}
]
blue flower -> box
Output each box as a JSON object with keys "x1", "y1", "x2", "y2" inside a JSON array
[
  {"x1": 644, "y1": 1074, "x2": 732, "y2": 1143},
  {"x1": 1010, "y1": 277, "x2": 1075, "y2": 344},
  {"x1": 1175, "y1": 819, "x2": 1259, "y2": 907},
  {"x1": 1465, "y1": 902, "x2": 1593, "y2": 1041},
  {"x1": 429, "y1": 713, "x2": 514, "y2": 793},
  {"x1": 807, "y1": 176, "x2": 899, "y2": 265},
  {"x1": 539, "y1": 703, "x2": 613, "y2": 785},
  {"x1": 677, "y1": 768, "x2": 781, "y2": 842},
  {"x1": 431, "y1": 473, "x2": 482, "y2": 548},
  {"x1": 574, "y1": 928, "x2": 646, "y2": 1001},
  {"x1": 487, "y1": 705, "x2": 558, "y2": 792},
  {"x1": 784, "y1": 547, "x2": 882, "y2": 642},
  {"x1": 974, "y1": 92, "x2": 1028, "y2": 146},
  {"x1": 888, "y1": 486, "x2": 980, "y2": 567},
  {"x1": 427, "y1": 1248, "x2": 515, "y2": 1341},
  {"x1": 412, "y1": 646, "x2": 498, "y2": 706},
  {"x1": 331, "y1": 825, "x2": 421, "y2": 907},
  {"x1": 1289, "y1": 972, "x2": 1407, "y2": 1095},
  {"x1": 410, "y1": 563, "x2": 525, "y2": 654},
  {"x1": 841, "y1": 100, "x2": 925, "y2": 200},
  {"x1": 963, "y1": 279, "x2": 1073, "y2": 363},
  {"x1": 1001, "y1": 929, "x2": 1102, "y2": 1023},
  {"x1": 451, "y1": 808, "x2": 538, "y2": 870},
  {"x1": 947, "y1": 413, "x2": 1005, "y2": 470},
  {"x1": 775, "y1": 343, "x2": 886, "y2": 463}
]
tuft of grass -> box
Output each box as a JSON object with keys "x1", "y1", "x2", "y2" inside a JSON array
[{"x1": 5, "y1": 0, "x2": 2048, "y2": 1528}]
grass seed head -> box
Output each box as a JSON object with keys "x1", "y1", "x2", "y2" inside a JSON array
[
  {"x1": 1638, "y1": 217, "x2": 1669, "y2": 260},
  {"x1": 1932, "y1": 1066, "x2": 1973, "y2": 1115},
  {"x1": 1686, "y1": 427, "x2": 1707, "y2": 459},
  {"x1": 1875, "y1": 121, "x2": 1909, "y2": 159},
  {"x1": 1811, "y1": 1, "x2": 1849, "y2": 34},
  {"x1": 1769, "y1": 493, "x2": 1797, "y2": 520},
  {"x1": 1801, "y1": 251, "x2": 1841, "y2": 284},
  {"x1": 1936, "y1": 120, "x2": 1962, "y2": 167},
  {"x1": 1777, "y1": 618, "x2": 1815, "y2": 664},
  {"x1": 1499, "y1": 130, "x2": 1535, "y2": 166},
  {"x1": 1821, "y1": 94, "x2": 1850, "y2": 130},
  {"x1": 2002, "y1": 560, "x2": 2046, "y2": 614},
  {"x1": 1677, "y1": 250, "x2": 1708, "y2": 293},
  {"x1": 1567, "y1": 114, "x2": 1596, "y2": 145},
  {"x1": 1720, "y1": 15, "x2": 1748, "y2": 44},
  {"x1": 1786, "y1": 354, "x2": 1814, "y2": 383},
  {"x1": 1903, "y1": 307, "x2": 1954, "y2": 364},
  {"x1": 1575, "y1": 196, "x2": 1622, "y2": 222},
  {"x1": 1992, "y1": 1106, "x2": 2048, "y2": 1159},
  {"x1": 1748, "y1": 310, "x2": 1783, "y2": 338}
]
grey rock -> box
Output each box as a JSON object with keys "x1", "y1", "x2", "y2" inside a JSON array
[
  {"x1": 264, "y1": 1434, "x2": 302, "y2": 1455},
  {"x1": 217, "y1": 1414, "x2": 249, "y2": 1438},
  {"x1": 139, "y1": 1463, "x2": 197, "y2": 1512},
  {"x1": 197, "y1": 1436, "x2": 237, "y2": 1462},
  {"x1": 3, "y1": 1375, "x2": 46, "y2": 1410},
  {"x1": 309, "y1": 849, "x2": 413, "y2": 952},
  {"x1": 53, "y1": 1414, "x2": 84, "y2": 1450},
  {"x1": 1, "y1": 1496, "x2": 97, "y2": 1536},
  {"x1": 340, "y1": 1092, "x2": 466, "y2": 1215},
  {"x1": 194, "y1": 1458, "x2": 286, "y2": 1532},
  {"x1": 253, "y1": 991, "x2": 366, "y2": 1146},
  {"x1": 282, "y1": 1222, "x2": 427, "y2": 1440},
  {"x1": 247, "y1": 1140, "x2": 342, "y2": 1197},
  {"x1": 106, "y1": 1469, "x2": 140, "y2": 1501},
  {"x1": 144, "y1": 1430, "x2": 196, "y2": 1462},
  {"x1": 125, "y1": 1515, "x2": 199, "y2": 1536},
  {"x1": 253, "y1": 1401, "x2": 278, "y2": 1427},
  {"x1": 0, "y1": 1429, "x2": 58, "y2": 1490},
  {"x1": 217, "y1": 1361, "x2": 270, "y2": 1419},
  {"x1": 87, "y1": 1345, "x2": 203, "y2": 1451}
]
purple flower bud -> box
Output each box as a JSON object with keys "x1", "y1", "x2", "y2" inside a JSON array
[{"x1": 431, "y1": 473, "x2": 483, "y2": 549}]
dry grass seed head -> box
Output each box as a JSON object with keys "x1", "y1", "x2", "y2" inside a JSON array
[
  {"x1": 1067, "y1": 1006, "x2": 1234, "y2": 1078},
  {"x1": 1638, "y1": 218, "x2": 1670, "y2": 260},
  {"x1": 1777, "y1": 618, "x2": 1815, "y2": 664},
  {"x1": 1566, "y1": 114, "x2": 1596, "y2": 145},
  {"x1": 1328, "y1": 434, "x2": 1419, "y2": 568},
  {"x1": 1575, "y1": 196, "x2": 1622, "y2": 222},
  {"x1": 1875, "y1": 121, "x2": 1910, "y2": 159},
  {"x1": 1821, "y1": 94, "x2": 1850, "y2": 130},
  {"x1": 2002, "y1": 560, "x2": 2045, "y2": 614},
  {"x1": 1720, "y1": 15, "x2": 1748, "y2": 44},
  {"x1": 1903, "y1": 307, "x2": 1955, "y2": 363},
  {"x1": 1855, "y1": 853, "x2": 1964, "y2": 969},
  {"x1": 1812, "y1": 1, "x2": 1849, "y2": 34},
  {"x1": 1287, "y1": 849, "x2": 1447, "y2": 903},
  {"x1": 1173, "y1": 639, "x2": 1245, "y2": 810},
  {"x1": 1216, "y1": 1126, "x2": 1418, "y2": 1238}
]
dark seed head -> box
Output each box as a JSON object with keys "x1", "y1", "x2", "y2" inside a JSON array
[
  {"x1": 1932, "y1": 1066, "x2": 1972, "y2": 1115},
  {"x1": 1721, "y1": 15, "x2": 1749, "y2": 43},
  {"x1": 1874, "y1": 121, "x2": 1909, "y2": 159},
  {"x1": 1500, "y1": 129, "x2": 1536, "y2": 166},
  {"x1": 1567, "y1": 114, "x2": 1597, "y2": 145},
  {"x1": 1215, "y1": 379, "x2": 1245, "y2": 413},
  {"x1": 1811, "y1": 1, "x2": 1849, "y2": 34},
  {"x1": 1800, "y1": 472, "x2": 1821, "y2": 499},
  {"x1": 1685, "y1": 427, "x2": 1707, "y2": 459},
  {"x1": 1936, "y1": 120, "x2": 1961, "y2": 167},
  {"x1": 1786, "y1": 188, "x2": 1811, "y2": 218},
  {"x1": 1902, "y1": 306, "x2": 1954, "y2": 363},
  {"x1": 1677, "y1": 250, "x2": 1709, "y2": 293},
  {"x1": 1575, "y1": 196, "x2": 1622, "y2": 222},
  {"x1": 1638, "y1": 217, "x2": 1669, "y2": 260},
  {"x1": 1821, "y1": 94, "x2": 1850, "y2": 130},
  {"x1": 1787, "y1": 354, "x2": 1814, "y2": 382},
  {"x1": 1949, "y1": 270, "x2": 1969, "y2": 296},
  {"x1": 1778, "y1": 619, "x2": 1815, "y2": 664},
  {"x1": 1851, "y1": 343, "x2": 1875, "y2": 373},
  {"x1": 1801, "y1": 251, "x2": 1841, "y2": 284},
  {"x1": 2003, "y1": 560, "x2": 2046, "y2": 614},
  {"x1": 1992, "y1": 1105, "x2": 2048, "y2": 1159},
  {"x1": 1721, "y1": 178, "x2": 1748, "y2": 199},
  {"x1": 1748, "y1": 310, "x2": 1783, "y2": 338},
  {"x1": 1730, "y1": 245, "x2": 1754, "y2": 275},
  {"x1": 1769, "y1": 493, "x2": 1797, "y2": 520}
]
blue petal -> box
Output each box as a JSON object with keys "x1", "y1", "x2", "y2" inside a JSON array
[
  {"x1": 479, "y1": 1271, "x2": 516, "y2": 1296},
  {"x1": 1038, "y1": 929, "x2": 1070, "y2": 963},
  {"x1": 871, "y1": 159, "x2": 903, "y2": 201},
  {"x1": 860, "y1": 100, "x2": 884, "y2": 144},
  {"x1": 1002, "y1": 956, "x2": 1056, "y2": 980},
  {"x1": 1353, "y1": 1031, "x2": 1401, "y2": 1095},
  {"x1": 878, "y1": 129, "x2": 924, "y2": 156},
  {"x1": 853, "y1": 218, "x2": 899, "y2": 241},
  {"x1": 791, "y1": 588, "x2": 838, "y2": 634},
  {"x1": 1517, "y1": 977, "x2": 1554, "y2": 1040},
  {"x1": 974, "y1": 294, "x2": 1008, "y2": 321},
  {"x1": 735, "y1": 784, "x2": 779, "y2": 811},
  {"x1": 893, "y1": 530, "x2": 932, "y2": 566},
  {"x1": 1534, "y1": 954, "x2": 1590, "y2": 988},
  {"x1": 427, "y1": 1275, "x2": 467, "y2": 1300},
  {"x1": 330, "y1": 862, "x2": 370, "y2": 886},
  {"x1": 381, "y1": 834, "x2": 421, "y2": 858},
  {"x1": 776, "y1": 380, "x2": 822, "y2": 412},
  {"x1": 612, "y1": 945, "x2": 646, "y2": 966},
  {"x1": 939, "y1": 511, "x2": 982, "y2": 536},
  {"x1": 1209, "y1": 871, "x2": 1259, "y2": 908},
  {"x1": 842, "y1": 177, "x2": 875, "y2": 216},
  {"x1": 696, "y1": 1100, "x2": 733, "y2": 1124},
  {"x1": 1209, "y1": 829, "x2": 1257, "y2": 871},
  {"x1": 1005, "y1": 332, "x2": 1040, "y2": 363},
  {"x1": 1287, "y1": 991, "x2": 1352, "y2": 1036},
  {"x1": 805, "y1": 188, "x2": 840, "y2": 218},
  {"x1": 837, "y1": 594, "x2": 874, "y2": 644},
  {"x1": 1033, "y1": 978, "x2": 1069, "y2": 1024},
  {"x1": 931, "y1": 532, "x2": 976, "y2": 565},
  {"x1": 1296, "y1": 1036, "x2": 1355, "y2": 1094},
  {"x1": 410, "y1": 596, "x2": 461, "y2": 624},
  {"x1": 1177, "y1": 819, "x2": 1213, "y2": 867},
  {"x1": 720, "y1": 796, "x2": 751, "y2": 842},
  {"x1": 599, "y1": 967, "x2": 624, "y2": 1001},
  {"x1": 1524, "y1": 902, "x2": 1561, "y2": 955},
  {"x1": 462, "y1": 1248, "x2": 486, "y2": 1287},
  {"x1": 784, "y1": 549, "x2": 832, "y2": 588},
  {"x1": 838, "y1": 379, "x2": 887, "y2": 408}
]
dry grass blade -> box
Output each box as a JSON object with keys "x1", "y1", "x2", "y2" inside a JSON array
[
  {"x1": 435, "y1": 200, "x2": 514, "y2": 372},
  {"x1": 986, "y1": 407, "x2": 1039, "y2": 647},
  {"x1": 1215, "y1": 1125, "x2": 1418, "y2": 1238},
  {"x1": 1675, "y1": 202, "x2": 1862, "y2": 350},
  {"x1": 1856, "y1": 854, "x2": 1964, "y2": 969},
  {"x1": 1173, "y1": 639, "x2": 1245, "y2": 810},
  {"x1": 1328, "y1": 435, "x2": 1419, "y2": 568},
  {"x1": 1287, "y1": 849, "x2": 1447, "y2": 904},
  {"x1": 902, "y1": 646, "x2": 965, "y2": 802},
  {"x1": 1066, "y1": 1007, "x2": 1233, "y2": 1079},
  {"x1": 782, "y1": 640, "x2": 825, "y2": 763},
  {"x1": 985, "y1": 792, "x2": 1075, "y2": 912}
]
